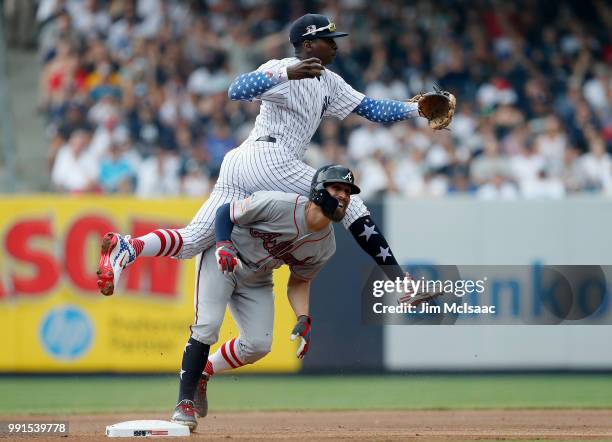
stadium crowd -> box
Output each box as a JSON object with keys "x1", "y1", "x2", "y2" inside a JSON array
[{"x1": 38, "y1": 0, "x2": 612, "y2": 199}]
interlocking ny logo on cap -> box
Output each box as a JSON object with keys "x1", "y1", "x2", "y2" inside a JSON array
[
  {"x1": 302, "y1": 21, "x2": 336, "y2": 37},
  {"x1": 304, "y1": 25, "x2": 317, "y2": 35}
]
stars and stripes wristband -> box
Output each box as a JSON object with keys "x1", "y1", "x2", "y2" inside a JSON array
[{"x1": 354, "y1": 96, "x2": 419, "y2": 123}]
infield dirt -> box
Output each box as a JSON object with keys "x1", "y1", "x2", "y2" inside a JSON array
[{"x1": 2, "y1": 409, "x2": 612, "y2": 441}]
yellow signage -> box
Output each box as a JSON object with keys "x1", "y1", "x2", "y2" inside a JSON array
[{"x1": 0, "y1": 196, "x2": 299, "y2": 373}]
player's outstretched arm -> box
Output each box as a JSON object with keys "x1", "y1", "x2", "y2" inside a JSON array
[
  {"x1": 287, "y1": 273, "x2": 310, "y2": 317},
  {"x1": 287, "y1": 274, "x2": 312, "y2": 359},
  {"x1": 352, "y1": 96, "x2": 420, "y2": 124}
]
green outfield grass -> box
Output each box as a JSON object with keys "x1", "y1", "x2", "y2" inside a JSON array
[{"x1": 0, "y1": 375, "x2": 611, "y2": 415}]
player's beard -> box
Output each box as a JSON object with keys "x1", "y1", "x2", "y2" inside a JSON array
[{"x1": 331, "y1": 206, "x2": 346, "y2": 222}]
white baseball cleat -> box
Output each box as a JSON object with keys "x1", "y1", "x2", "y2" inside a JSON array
[{"x1": 97, "y1": 232, "x2": 136, "y2": 296}]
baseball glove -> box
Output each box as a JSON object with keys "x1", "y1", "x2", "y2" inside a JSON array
[{"x1": 409, "y1": 88, "x2": 456, "y2": 130}]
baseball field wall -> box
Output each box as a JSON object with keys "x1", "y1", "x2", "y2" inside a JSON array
[{"x1": 1, "y1": 195, "x2": 611, "y2": 373}]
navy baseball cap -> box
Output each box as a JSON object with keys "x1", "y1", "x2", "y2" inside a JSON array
[{"x1": 289, "y1": 14, "x2": 348, "y2": 44}]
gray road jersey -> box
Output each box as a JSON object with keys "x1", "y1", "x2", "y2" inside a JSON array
[{"x1": 229, "y1": 191, "x2": 336, "y2": 280}]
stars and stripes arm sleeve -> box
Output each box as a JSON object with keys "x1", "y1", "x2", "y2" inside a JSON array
[
  {"x1": 227, "y1": 68, "x2": 289, "y2": 102},
  {"x1": 353, "y1": 96, "x2": 420, "y2": 123}
]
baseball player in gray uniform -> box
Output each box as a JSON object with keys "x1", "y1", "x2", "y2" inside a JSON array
[
  {"x1": 97, "y1": 13, "x2": 436, "y2": 299},
  {"x1": 169, "y1": 165, "x2": 358, "y2": 431}
]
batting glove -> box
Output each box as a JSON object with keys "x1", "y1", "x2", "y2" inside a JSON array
[
  {"x1": 290, "y1": 315, "x2": 312, "y2": 359},
  {"x1": 215, "y1": 241, "x2": 242, "y2": 274}
]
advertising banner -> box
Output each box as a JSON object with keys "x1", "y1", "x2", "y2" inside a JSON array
[{"x1": 0, "y1": 196, "x2": 299, "y2": 373}]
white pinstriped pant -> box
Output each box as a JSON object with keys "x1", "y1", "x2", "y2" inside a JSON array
[{"x1": 175, "y1": 142, "x2": 370, "y2": 259}]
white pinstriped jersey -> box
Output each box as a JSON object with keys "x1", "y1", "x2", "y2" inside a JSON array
[{"x1": 246, "y1": 57, "x2": 365, "y2": 159}]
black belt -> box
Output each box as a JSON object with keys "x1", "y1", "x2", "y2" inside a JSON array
[{"x1": 255, "y1": 136, "x2": 276, "y2": 143}]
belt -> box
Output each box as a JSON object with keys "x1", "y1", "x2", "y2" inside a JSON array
[{"x1": 255, "y1": 136, "x2": 276, "y2": 143}]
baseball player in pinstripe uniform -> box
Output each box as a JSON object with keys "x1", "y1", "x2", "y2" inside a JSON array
[
  {"x1": 97, "y1": 13, "x2": 429, "y2": 297},
  {"x1": 170, "y1": 165, "x2": 358, "y2": 431}
]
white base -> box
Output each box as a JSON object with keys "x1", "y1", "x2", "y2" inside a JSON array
[{"x1": 106, "y1": 420, "x2": 190, "y2": 437}]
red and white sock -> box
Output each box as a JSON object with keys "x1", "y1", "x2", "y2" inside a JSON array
[
  {"x1": 204, "y1": 338, "x2": 245, "y2": 376},
  {"x1": 129, "y1": 229, "x2": 183, "y2": 258},
  {"x1": 203, "y1": 360, "x2": 214, "y2": 378}
]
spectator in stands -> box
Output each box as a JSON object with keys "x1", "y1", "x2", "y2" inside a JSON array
[
  {"x1": 51, "y1": 127, "x2": 98, "y2": 193},
  {"x1": 203, "y1": 120, "x2": 235, "y2": 178},
  {"x1": 98, "y1": 140, "x2": 136, "y2": 194},
  {"x1": 136, "y1": 145, "x2": 180, "y2": 198},
  {"x1": 477, "y1": 175, "x2": 519, "y2": 201},
  {"x1": 578, "y1": 135, "x2": 612, "y2": 192},
  {"x1": 520, "y1": 169, "x2": 566, "y2": 199},
  {"x1": 48, "y1": 101, "x2": 92, "y2": 169}
]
